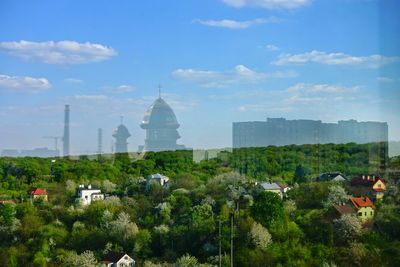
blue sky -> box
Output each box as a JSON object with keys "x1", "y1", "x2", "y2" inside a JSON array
[{"x1": 0, "y1": 0, "x2": 399, "y2": 154}]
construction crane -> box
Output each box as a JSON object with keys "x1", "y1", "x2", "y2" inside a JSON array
[{"x1": 43, "y1": 136, "x2": 62, "y2": 152}]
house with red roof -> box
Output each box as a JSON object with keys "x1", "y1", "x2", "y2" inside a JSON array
[
  {"x1": 351, "y1": 175, "x2": 387, "y2": 200},
  {"x1": 28, "y1": 188, "x2": 48, "y2": 202},
  {"x1": 350, "y1": 196, "x2": 375, "y2": 222}
]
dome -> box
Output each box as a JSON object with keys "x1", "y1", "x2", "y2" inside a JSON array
[
  {"x1": 141, "y1": 97, "x2": 179, "y2": 129},
  {"x1": 113, "y1": 124, "x2": 131, "y2": 139}
]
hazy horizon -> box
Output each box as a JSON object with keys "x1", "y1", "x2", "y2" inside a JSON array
[{"x1": 1, "y1": 0, "x2": 399, "y2": 154}]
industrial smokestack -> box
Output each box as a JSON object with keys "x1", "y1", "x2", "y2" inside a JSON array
[
  {"x1": 63, "y1": 104, "x2": 70, "y2": 156},
  {"x1": 97, "y1": 128, "x2": 103, "y2": 155}
]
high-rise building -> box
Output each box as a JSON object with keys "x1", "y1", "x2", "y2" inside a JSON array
[
  {"x1": 233, "y1": 118, "x2": 388, "y2": 148},
  {"x1": 113, "y1": 119, "x2": 131, "y2": 153},
  {"x1": 140, "y1": 94, "x2": 185, "y2": 152},
  {"x1": 63, "y1": 104, "x2": 70, "y2": 156}
]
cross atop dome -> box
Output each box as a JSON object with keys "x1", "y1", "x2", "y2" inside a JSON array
[{"x1": 158, "y1": 84, "x2": 162, "y2": 98}]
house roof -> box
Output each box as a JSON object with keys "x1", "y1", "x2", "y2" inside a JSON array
[
  {"x1": 260, "y1": 182, "x2": 281, "y2": 190},
  {"x1": 317, "y1": 172, "x2": 346, "y2": 182},
  {"x1": 333, "y1": 204, "x2": 355, "y2": 215},
  {"x1": 148, "y1": 173, "x2": 169, "y2": 180},
  {"x1": 102, "y1": 252, "x2": 131, "y2": 263},
  {"x1": 351, "y1": 196, "x2": 375, "y2": 209},
  {"x1": 351, "y1": 176, "x2": 386, "y2": 187},
  {"x1": 77, "y1": 184, "x2": 100, "y2": 192},
  {"x1": 28, "y1": 188, "x2": 48, "y2": 195}
]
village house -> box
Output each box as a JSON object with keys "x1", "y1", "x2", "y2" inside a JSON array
[
  {"x1": 351, "y1": 196, "x2": 375, "y2": 222},
  {"x1": 316, "y1": 172, "x2": 346, "y2": 182},
  {"x1": 332, "y1": 202, "x2": 355, "y2": 218},
  {"x1": 147, "y1": 173, "x2": 170, "y2": 189},
  {"x1": 77, "y1": 184, "x2": 104, "y2": 206},
  {"x1": 351, "y1": 175, "x2": 387, "y2": 200},
  {"x1": 258, "y1": 182, "x2": 283, "y2": 199},
  {"x1": 101, "y1": 252, "x2": 135, "y2": 267},
  {"x1": 28, "y1": 188, "x2": 48, "y2": 202}
]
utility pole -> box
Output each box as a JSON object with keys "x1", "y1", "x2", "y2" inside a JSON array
[
  {"x1": 230, "y1": 213, "x2": 234, "y2": 267},
  {"x1": 219, "y1": 219, "x2": 222, "y2": 267}
]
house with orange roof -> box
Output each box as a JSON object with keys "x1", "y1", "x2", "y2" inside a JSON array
[
  {"x1": 28, "y1": 188, "x2": 48, "y2": 202},
  {"x1": 350, "y1": 196, "x2": 375, "y2": 222}
]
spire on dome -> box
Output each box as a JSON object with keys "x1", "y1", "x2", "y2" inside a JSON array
[{"x1": 158, "y1": 84, "x2": 162, "y2": 98}]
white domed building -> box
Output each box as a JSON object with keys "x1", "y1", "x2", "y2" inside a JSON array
[
  {"x1": 140, "y1": 95, "x2": 185, "y2": 152},
  {"x1": 113, "y1": 123, "x2": 131, "y2": 153}
]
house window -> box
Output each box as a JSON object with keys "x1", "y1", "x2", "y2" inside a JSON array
[
  {"x1": 371, "y1": 211, "x2": 373, "y2": 215},
  {"x1": 358, "y1": 212, "x2": 362, "y2": 216},
  {"x1": 365, "y1": 212, "x2": 367, "y2": 216}
]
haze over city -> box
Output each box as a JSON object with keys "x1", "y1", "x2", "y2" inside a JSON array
[{"x1": 1, "y1": 0, "x2": 399, "y2": 154}]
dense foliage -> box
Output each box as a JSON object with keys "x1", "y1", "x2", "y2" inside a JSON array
[{"x1": 0, "y1": 142, "x2": 399, "y2": 266}]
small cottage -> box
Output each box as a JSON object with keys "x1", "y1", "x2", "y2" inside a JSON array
[
  {"x1": 101, "y1": 252, "x2": 135, "y2": 267},
  {"x1": 28, "y1": 188, "x2": 48, "y2": 201},
  {"x1": 77, "y1": 184, "x2": 104, "y2": 206},
  {"x1": 350, "y1": 196, "x2": 375, "y2": 222},
  {"x1": 147, "y1": 173, "x2": 170, "y2": 189},
  {"x1": 259, "y1": 182, "x2": 283, "y2": 199}
]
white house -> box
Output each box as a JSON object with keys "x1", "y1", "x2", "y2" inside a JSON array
[
  {"x1": 259, "y1": 182, "x2": 283, "y2": 199},
  {"x1": 101, "y1": 252, "x2": 135, "y2": 267},
  {"x1": 77, "y1": 184, "x2": 104, "y2": 206},
  {"x1": 147, "y1": 173, "x2": 170, "y2": 188}
]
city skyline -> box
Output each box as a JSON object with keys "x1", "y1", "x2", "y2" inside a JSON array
[{"x1": 1, "y1": 0, "x2": 400, "y2": 154}]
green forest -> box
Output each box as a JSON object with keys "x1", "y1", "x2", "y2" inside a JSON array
[{"x1": 0, "y1": 142, "x2": 399, "y2": 266}]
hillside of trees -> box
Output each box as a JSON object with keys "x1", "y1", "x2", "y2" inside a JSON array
[{"x1": 0, "y1": 142, "x2": 399, "y2": 266}]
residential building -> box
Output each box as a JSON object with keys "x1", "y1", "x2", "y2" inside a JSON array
[
  {"x1": 77, "y1": 184, "x2": 104, "y2": 206},
  {"x1": 332, "y1": 203, "x2": 356, "y2": 217},
  {"x1": 259, "y1": 182, "x2": 283, "y2": 198},
  {"x1": 147, "y1": 173, "x2": 170, "y2": 189},
  {"x1": 101, "y1": 252, "x2": 135, "y2": 267},
  {"x1": 147, "y1": 173, "x2": 170, "y2": 188},
  {"x1": 28, "y1": 188, "x2": 48, "y2": 201},
  {"x1": 351, "y1": 175, "x2": 387, "y2": 200},
  {"x1": 316, "y1": 172, "x2": 346, "y2": 182},
  {"x1": 351, "y1": 196, "x2": 375, "y2": 222}
]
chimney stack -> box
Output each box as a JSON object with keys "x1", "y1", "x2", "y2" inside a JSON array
[
  {"x1": 97, "y1": 128, "x2": 103, "y2": 155},
  {"x1": 63, "y1": 104, "x2": 70, "y2": 156}
]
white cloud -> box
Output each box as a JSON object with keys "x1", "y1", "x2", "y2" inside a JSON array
[
  {"x1": 103, "y1": 84, "x2": 136, "y2": 93},
  {"x1": 193, "y1": 17, "x2": 279, "y2": 29},
  {"x1": 273, "y1": 50, "x2": 400, "y2": 68},
  {"x1": 172, "y1": 65, "x2": 297, "y2": 87},
  {"x1": 266, "y1": 44, "x2": 279, "y2": 51},
  {"x1": 0, "y1": 74, "x2": 51, "y2": 93},
  {"x1": 285, "y1": 83, "x2": 360, "y2": 104},
  {"x1": 0, "y1": 40, "x2": 117, "y2": 64},
  {"x1": 287, "y1": 83, "x2": 360, "y2": 94},
  {"x1": 64, "y1": 78, "x2": 83, "y2": 84},
  {"x1": 222, "y1": 0, "x2": 312, "y2": 9}
]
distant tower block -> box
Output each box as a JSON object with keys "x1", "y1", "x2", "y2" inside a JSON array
[
  {"x1": 113, "y1": 116, "x2": 131, "y2": 153},
  {"x1": 140, "y1": 86, "x2": 185, "y2": 152},
  {"x1": 63, "y1": 104, "x2": 70, "y2": 156},
  {"x1": 97, "y1": 128, "x2": 103, "y2": 154}
]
